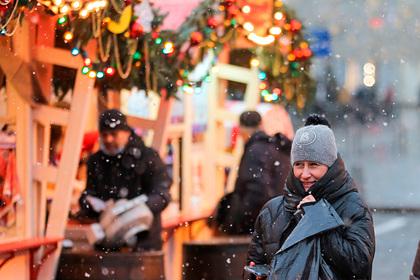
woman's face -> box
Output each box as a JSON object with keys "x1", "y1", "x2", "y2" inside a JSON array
[{"x1": 293, "y1": 161, "x2": 328, "y2": 191}]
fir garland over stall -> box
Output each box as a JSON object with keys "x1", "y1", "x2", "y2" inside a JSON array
[{"x1": 0, "y1": 0, "x2": 315, "y2": 108}]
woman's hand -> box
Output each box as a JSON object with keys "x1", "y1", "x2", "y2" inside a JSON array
[
  {"x1": 297, "y1": 195, "x2": 316, "y2": 209},
  {"x1": 249, "y1": 261, "x2": 267, "y2": 280}
]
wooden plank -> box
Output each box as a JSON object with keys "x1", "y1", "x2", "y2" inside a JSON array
[
  {"x1": 204, "y1": 63, "x2": 260, "y2": 205},
  {"x1": 212, "y1": 63, "x2": 256, "y2": 83},
  {"x1": 33, "y1": 15, "x2": 55, "y2": 103},
  {"x1": 32, "y1": 166, "x2": 58, "y2": 185},
  {"x1": 181, "y1": 93, "x2": 193, "y2": 212},
  {"x1": 0, "y1": 237, "x2": 62, "y2": 254},
  {"x1": 40, "y1": 71, "x2": 94, "y2": 279},
  {"x1": 151, "y1": 93, "x2": 174, "y2": 157},
  {"x1": 33, "y1": 46, "x2": 83, "y2": 69},
  {"x1": 33, "y1": 105, "x2": 69, "y2": 126},
  {"x1": 126, "y1": 115, "x2": 156, "y2": 130}
]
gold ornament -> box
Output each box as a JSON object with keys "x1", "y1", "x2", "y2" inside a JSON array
[{"x1": 106, "y1": 5, "x2": 132, "y2": 34}]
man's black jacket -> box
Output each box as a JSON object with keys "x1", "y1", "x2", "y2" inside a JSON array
[{"x1": 79, "y1": 131, "x2": 172, "y2": 250}]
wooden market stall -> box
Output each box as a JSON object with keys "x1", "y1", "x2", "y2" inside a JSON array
[{"x1": 0, "y1": 0, "x2": 314, "y2": 279}]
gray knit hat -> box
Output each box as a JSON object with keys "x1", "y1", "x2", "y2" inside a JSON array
[{"x1": 291, "y1": 125, "x2": 337, "y2": 167}]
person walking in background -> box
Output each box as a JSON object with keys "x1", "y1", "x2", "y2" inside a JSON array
[
  {"x1": 246, "y1": 115, "x2": 375, "y2": 279},
  {"x1": 211, "y1": 110, "x2": 291, "y2": 235}
]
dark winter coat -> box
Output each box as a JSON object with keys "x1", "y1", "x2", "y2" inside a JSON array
[
  {"x1": 215, "y1": 131, "x2": 291, "y2": 235},
  {"x1": 247, "y1": 156, "x2": 375, "y2": 279},
  {"x1": 79, "y1": 131, "x2": 172, "y2": 250}
]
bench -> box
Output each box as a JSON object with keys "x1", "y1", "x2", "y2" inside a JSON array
[{"x1": 182, "y1": 236, "x2": 251, "y2": 280}]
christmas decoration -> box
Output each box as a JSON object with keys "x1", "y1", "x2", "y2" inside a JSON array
[
  {"x1": 239, "y1": 0, "x2": 315, "y2": 108},
  {"x1": 2, "y1": 0, "x2": 313, "y2": 109},
  {"x1": 106, "y1": 5, "x2": 132, "y2": 34}
]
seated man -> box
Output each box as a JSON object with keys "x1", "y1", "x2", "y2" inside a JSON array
[
  {"x1": 78, "y1": 109, "x2": 172, "y2": 251},
  {"x1": 213, "y1": 111, "x2": 291, "y2": 235}
]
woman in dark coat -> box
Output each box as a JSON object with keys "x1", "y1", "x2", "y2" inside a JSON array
[{"x1": 246, "y1": 118, "x2": 375, "y2": 279}]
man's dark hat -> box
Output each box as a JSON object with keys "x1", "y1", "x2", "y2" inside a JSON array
[
  {"x1": 239, "y1": 110, "x2": 262, "y2": 128},
  {"x1": 99, "y1": 109, "x2": 130, "y2": 132}
]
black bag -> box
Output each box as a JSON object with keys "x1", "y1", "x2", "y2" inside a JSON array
[
  {"x1": 411, "y1": 241, "x2": 420, "y2": 279},
  {"x1": 208, "y1": 191, "x2": 246, "y2": 234},
  {"x1": 269, "y1": 199, "x2": 344, "y2": 280}
]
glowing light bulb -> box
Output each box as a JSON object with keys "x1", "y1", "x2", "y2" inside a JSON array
[
  {"x1": 250, "y1": 58, "x2": 260, "y2": 67},
  {"x1": 79, "y1": 9, "x2": 89, "y2": 18},
  {"x1": 57, "y1": 16, "x2": 67, "y2": 25},
  {"x1": 63, "y1": 31, "x2": 73, "y2": 41},
  {"x1": 84, "y1": 58, "x2": 91, "y2": 65},
  {"x1": 71, "y1": 0, "x2": 81, "y2": 10},
  {"x1": 269, "y1": 27, "x2": 282, "y2": 35},
  {"x1": 59, "y1": 4, "x2": 70, "y2": 14},
  {"x1": 53, "y1": 0, "x2": 63, "y2": 6},
  {"x1": 247, "y1": 33, "x2": 275, "y2": 45},
  {"x1": 81, "y1": 66, "x2": 90, "y2": 74},
  {"x1": 363, "y1": 76, "x2": 375, "y2": 87},
  {"x1": 242, "y1": 5, "x2": 251, "y2": 14},
  {"x1": 105, "y1": 67, "x2": 115, "y2": 76},
  {"x1": 274, "y1": 12, "x2": 283, "y2": 20},
  {"x1": 363, "y1": 62, "x2": 375, "y2": 75},
  {"x1": 88, "y1": 70, "x2": 97, "y2": 79},
  {"x1": 243, "y1": 22, "x2": 254, "y2": 32},
  {"x1": 96, "y1": 71, "x2": 105, "y2": 79},
  {"x1": 71, "y1": 47, "x2": 80, "y2": 56},
  {"x1": 163, "y1": 42, "x2": 174, "y2": 54}
]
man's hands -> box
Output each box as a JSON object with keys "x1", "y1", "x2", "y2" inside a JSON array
[{"x1": 297, "y1": 194, "x2": 316, "y2": 209}]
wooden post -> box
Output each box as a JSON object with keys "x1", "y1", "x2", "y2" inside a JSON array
[
  {"x1": 181, "y1": 93, "x2": 193, "y2": 212},
  {"x1": 40, "y1": 72, "x2": 95, "y2": 279},
  {"x1": 204, "y1": 64, "x2": 259, "y2": 205}
]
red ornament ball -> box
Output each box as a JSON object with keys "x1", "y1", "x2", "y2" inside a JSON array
[
  {"x1": 190, "y1": 31, "x2": 203, "y2": 46},
  {"x1": 130, "y1": 21, "x2": 144, "y2": 38},
  {"x1": 290, "y1": 19, "x2": 302, "y2": 31},
  {"x1": 207, "y1": 17, "x2": 218, "y2": 29}
]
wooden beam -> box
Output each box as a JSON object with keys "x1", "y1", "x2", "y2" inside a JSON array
[
  {"x1": 32, "y1": 166, "x2": 58, "y2": 183},
  {"x1": 181, "y1": 93, "x2": 193, "y2": 212},
  {"x1": 126, "y1": 115, "x2": 157, "y2": 130},
  {"x1": 33, "y1": 105, "x2": 69, "y2": 126},
  {"x1": 40, "y1": 71, "x2": 95, "y2": 279},
  {"x1": 33, "y1": 46, "x2": 83, "y2": 69},
  {"x1": 151, "y1": 93, "x2": 174, "y2": 157}
]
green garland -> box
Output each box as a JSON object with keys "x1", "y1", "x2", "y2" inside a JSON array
[{"x1": 0, "y1": 0, "x2": 315, "y2": 108}]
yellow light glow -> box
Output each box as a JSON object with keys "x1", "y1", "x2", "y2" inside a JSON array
[
  {"x1": 79, "y1": 9, "x2": 89, "y2": 18},
  {"x1": 88, "y1": 71, "x2": 97, "y2": 79},
  {"x1": 50, "y1": 6, "x2": 59, "y2": 14},
  {"x1": 269, "y1": 26, "x2": 282, "y2": 35},
  {"x1": 242, "y1": 5, "x2": 251, "y2": 14},
  {"x1": 59, "y1": 4, "x2": 70, "y2": 14},
  {"x1": 243, "y1": 22, "x2": 254, "y2": 32},
  {"x1": 300, "y1": 42, "x2": 309, "y2": 49},
  {"x1": 71, "y1": 0, "x2": 81, "y2": 10},
  {"x1": 63, "y1": 31, "x2": 73, "y2": 41},
  {"x1": 274, "y1": 1, "x2": 283, "y2": 7},
  {"x1": 274, "y1": 12, "x2": 284, "y2": 20},
  {"x1": 363, "y1": 76, "x2": 375, "y2": 87},
  {"x1": 363, "y1": 62, "x2": 375, "y2": 75},
  {"x1": 183, "y1": 86, "x2": 194, "y2": 94},
  {"x1": 247, "y1": 33, "x2": 275, "y2": 46},
  {"x1": 287, "y1": 53, "x2": 296, "y2": 61},
  {"x1": 250, "y1": 58, "x2": 260, "y2": 67},
  {"x1": 53, "y1": 0, "x2": 63, "y2": 6}
]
